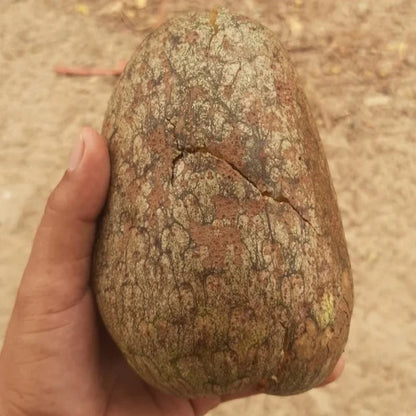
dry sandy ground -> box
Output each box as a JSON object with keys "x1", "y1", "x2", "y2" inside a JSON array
[{"x1": 1, "y1": 0, "x2": 415, "y2": 415}]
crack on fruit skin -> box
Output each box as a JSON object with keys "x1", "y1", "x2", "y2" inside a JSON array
[
  {"x1": 171, "y1": 147, "x2": 319, "y2": 234},
  {"x1": 263, "y1": 193, "x2": 319, "y2": 234}
]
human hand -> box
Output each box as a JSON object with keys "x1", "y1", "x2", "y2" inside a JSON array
[{"x1": 0, "y1": 127, "x2": 345, "y2": 416}]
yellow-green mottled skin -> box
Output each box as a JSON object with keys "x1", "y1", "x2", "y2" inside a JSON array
[{"x1": 92, "y1": 9, "x2": 353, "y2": 398}]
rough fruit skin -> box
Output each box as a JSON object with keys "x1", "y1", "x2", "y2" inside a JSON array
[{"x1": 92, "y1": 9, "x2": 353, "y2": 397}]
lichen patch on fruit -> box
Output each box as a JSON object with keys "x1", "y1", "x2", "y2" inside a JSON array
[{"x1": 313, "y1": 292, "x2": 336, "y2": 330}]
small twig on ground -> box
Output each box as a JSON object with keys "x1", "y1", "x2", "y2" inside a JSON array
[
  {"x1": 54, "y1": 60, "x2": 127, "y2": 76},
  {"x1": 288, "y1": 45, "x2": 318, "y2": 53},
  {"x1": 121, "y1": 10, "x2": 141, "y2": 32}
]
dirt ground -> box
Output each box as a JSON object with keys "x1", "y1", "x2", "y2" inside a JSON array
[{"x1": 1, "y1": 0, "x2": 415, "y2": 414}]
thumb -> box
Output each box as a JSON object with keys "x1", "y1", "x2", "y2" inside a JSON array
[{"x1": 16, "y1": 127, "x2": 110, "y2": 315}]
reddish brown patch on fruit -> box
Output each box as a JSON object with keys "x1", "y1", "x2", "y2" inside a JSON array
[
  {"x1": 189, "y1": 222, "x2": 244, "y2": 269},
  {"x1": 213, "y1": 195, "x2": 241, "y2": 221}
]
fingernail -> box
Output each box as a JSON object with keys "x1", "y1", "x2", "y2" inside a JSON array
[{"x1": 68, "y1": 134, "x2": 85, "y2": 171}]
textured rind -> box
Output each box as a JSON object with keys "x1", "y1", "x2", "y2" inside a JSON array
[{"x1": 92, "y1": 9, "x2": 353, "y2": 397}]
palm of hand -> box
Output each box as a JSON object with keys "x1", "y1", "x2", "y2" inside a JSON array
[{"x1": 1, "y1": 288, "x2": 217, "y2": 416}]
